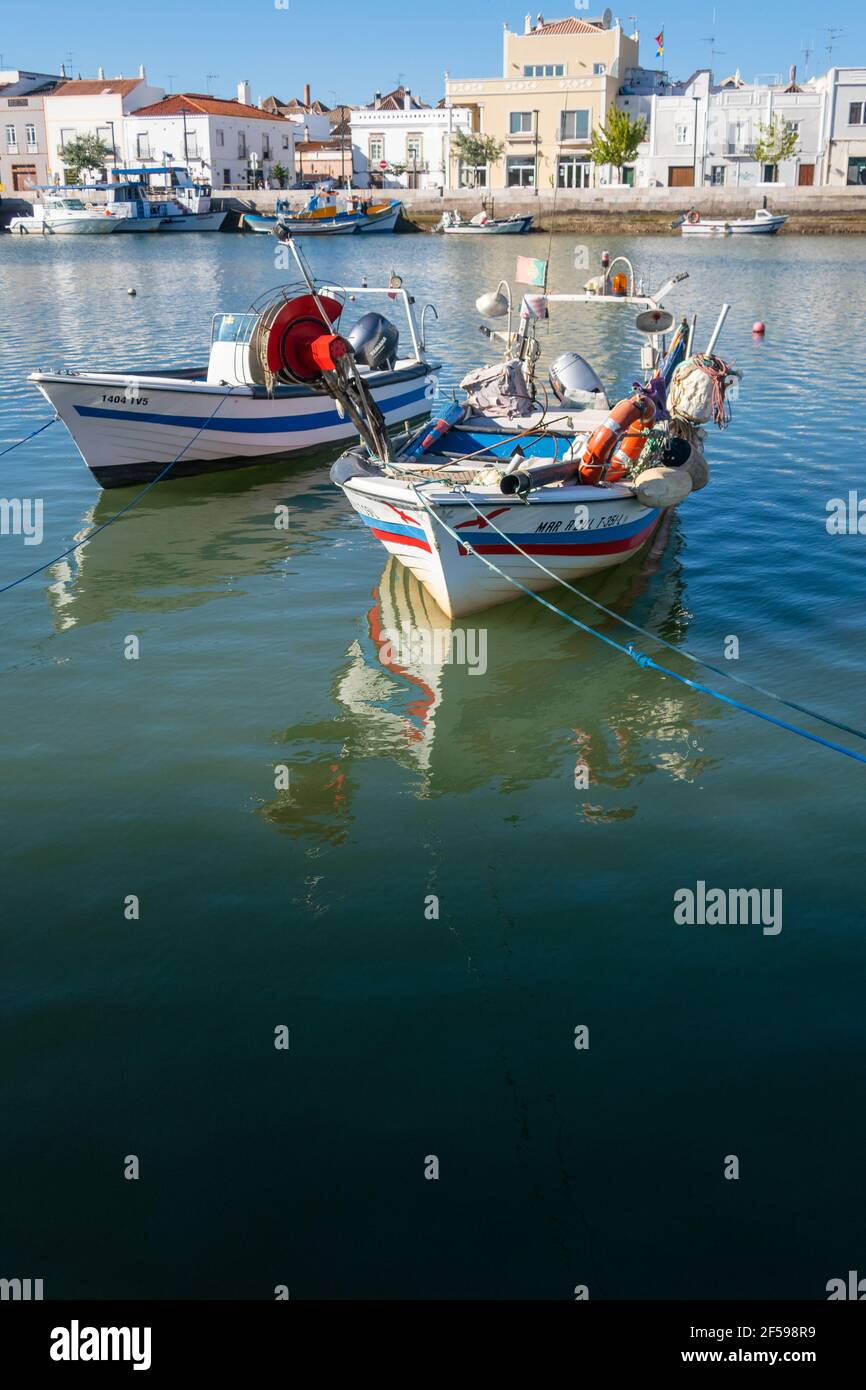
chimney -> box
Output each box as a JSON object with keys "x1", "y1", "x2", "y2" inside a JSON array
[
  {"x1": 238, "y1": 79, "x2": 251, "y2": 105},
  {"x1": 403, "y1": 88, "x2": 412, "y2": 111},
  {"x1": 374, "y1": 90, "x2": 382, "y2": 109},
  {"x1": 524, "y1": 13, "x2": 533, "y2": 33},
  {"x1": 59, "y1": 61, "x2": 66, "y2": 78},
  {"x1": 789, "y1": 63, "x2": 797, "y2": 84},
  {"x1": 97, "y1": 65, "x2": 105, "y2": 80},
  {"x1": 138, "y1": 64, "x2": 145, "y2": 80},
  {"x1": 303, "y1": 82, "x2": 311, "y2": 107}
]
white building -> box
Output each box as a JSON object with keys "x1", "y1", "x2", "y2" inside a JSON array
[
  {"x1": 44, "y1": 68, "x2": 165, "y2": 182},
  {"x1": 0, "y1": 69, "x2": 62, "y2": 194},
  {"x1": 351, "y1": 86, "x2": 472, "y2": 189},
  {"x1": 820, "y1": 68, "x2": 866, "y2": 185},
  {"x1": 124, "y1": 84, "x2": 295, "y2": 188},
  {"x1": 621, "y1": 67, "x2": 827, "y2": 189}
]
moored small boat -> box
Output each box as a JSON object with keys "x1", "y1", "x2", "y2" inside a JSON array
[
  {"x1": 29, "y1": 247, "x2": 440, "y2": 487},
  {"x1": 679, "y1": 207, "x2": 787, "y2": 236},
  {"x1": 435, "y1": 210, "x2": 533, "y2": 235},
  {"x1": 276, "y1": 197, "x2": 402, "y2": 235},
  {"x1": 7, "y1": 192, "x2": 120, "y2": 235}
]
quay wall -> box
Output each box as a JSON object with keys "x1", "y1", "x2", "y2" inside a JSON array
[{"x1": 4, "y1": 186, "x2": 866, "y2": 234}]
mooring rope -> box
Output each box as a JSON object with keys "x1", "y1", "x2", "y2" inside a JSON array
[
  {"x1": 0, "y1": 390, "x2": 235, "y2": 596},
  {"x1": 409, "y1": 485, "x2": 866, "y2": 767},
  {"x1": 0, "y1": 415, "x2": 58, "y2": 459},
  {"x1": 452, "y1": 490, "x2": 866, "y2": 747}
]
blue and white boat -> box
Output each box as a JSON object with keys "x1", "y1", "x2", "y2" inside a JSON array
[{"x1": 30, "y1": 266, "x2": 440, "y2": 487}]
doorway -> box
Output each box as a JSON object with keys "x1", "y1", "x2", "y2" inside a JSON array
[{"x1": 668, "y1": 166, "x2": 695, "y2": 187}]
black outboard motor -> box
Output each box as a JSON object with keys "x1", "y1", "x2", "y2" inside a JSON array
[
  {"x1": 548, "y1": 351, "x2": 609, "y2": 409},
  {"x1": 346, "y1": 312, "x2": 400, "y2": 372}
]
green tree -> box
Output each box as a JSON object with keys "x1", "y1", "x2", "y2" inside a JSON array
[
  {"x1": 61, "y1": 133, "x2": 112, "y2": 183},
  {"x1": 588, "y1": 108, "x2": 647, "y2": 183},
  {"x1": 451, "y1": 131, "x2": 504, "y2": 187},
  {"x1": 752, "y1": 117, "x2": 799, "y2": 181},
  {"x1": 270, "y1": 162, "x2": 290, "y2": 189}
]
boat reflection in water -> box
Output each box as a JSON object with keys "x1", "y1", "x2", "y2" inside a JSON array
[
  {"x1": 262, "y1": 512, "x2": 720, "y2": 841},
  {"x1": 44, "y1": 454, "x2": 348, "y2": 631}
]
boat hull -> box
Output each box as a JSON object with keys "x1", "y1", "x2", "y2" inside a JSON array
[
  {"x1": 682, "y1": 214, "x2": 787, "y2": 236},
  {"x1": 440, "y1": 215, "x2": 534, "y2": 235},
  {"x1": 159, "y1": 210, "x2": 227, "y2": 231},
  {"x1": 30, "y1": 365, "x2": 440, "y2": 488},
  {"x1": 8, "y1": 214, "x2": 119, "y2": 234},
  {"x1": 341, "y1": 478, "x2": 661, "y2": 617}
]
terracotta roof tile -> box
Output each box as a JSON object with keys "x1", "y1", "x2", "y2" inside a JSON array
[
  {"x1": 51, "y1": 78, "x2": 143, "y2": 96},
  {"x1": 131, "y1": 93, "x2": 292, "y2": 121},
  {"x1": 529, "y1": 18, "x2": 603, "y2": 35}
]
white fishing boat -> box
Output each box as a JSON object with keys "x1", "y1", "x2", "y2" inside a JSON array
[
  {"x1": 7, "y1": 192, "x2": 120, "y2": 235},
  {"x1": 29, "y1": 252, "x2": 440, "y2": 487},
  {"x1": 105, "y1": 166, "x2": 227, "y2": 231},
  {"x1": 434, "y1": 210, "x2": 533, "y2": 235},
  {"x1": 679, "y1": 207, "x2": 787, "y2": 236},
  {"x1": 329, "y1": 257, "x2": 739, "y2": 616}
]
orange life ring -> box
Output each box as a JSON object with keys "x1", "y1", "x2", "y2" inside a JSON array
[
  {"x1": 686, "y1": 209, "x2": 700, "y2": 225},
  {"x1": 608, "y1": 421, "x2": 649, "y2": 479},
  {"x1": 579, "y1": 395, "x2": 654, "y2": 484}
]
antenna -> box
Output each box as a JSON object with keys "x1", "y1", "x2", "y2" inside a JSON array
[
  {"x1": 205, "y1": 73, "x2": 220, "y2": 94},
  {"x1": 825, "y1": 27, "x2": 843, "y2": 67},
  {"x1": 801, "y1": 39, "x2": 813, "y2": 78},
  {"x1": 167, "y1": 73, "x2": 178, "y2": 92},
  {"x1": 702, "y1": 8, "x2": 725, "y2": 72}
]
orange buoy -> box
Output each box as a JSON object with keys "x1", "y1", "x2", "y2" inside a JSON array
[{"x1": 580, "y1": 395, "x2": 654, "y2": 484}]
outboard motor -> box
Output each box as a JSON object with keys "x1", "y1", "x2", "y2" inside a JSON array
[
  {"x1": 548, "y1": 351, "x2": 609, "y2": 409},
  {"x1": 346, "y1": 312, "x2": 400, "y2": 372}
]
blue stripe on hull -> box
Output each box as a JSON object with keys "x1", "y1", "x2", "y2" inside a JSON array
[{"x1": 75, "y1": 386, "x2": 428, "y2": 434}]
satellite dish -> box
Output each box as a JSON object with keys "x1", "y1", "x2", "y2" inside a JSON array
[
  {"x1": 635, "y1": 307, "x2": 675, "y2": 335},
  {"x1": 602, "y1": 7, "x2": 613, "y2": 28}
]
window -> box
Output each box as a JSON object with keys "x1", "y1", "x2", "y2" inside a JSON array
[
  {"x1": 368, "y1": 136, "x2": 384, "y2": 163},
  {"x1": 509, "y1": 111, "x2": 534, "y2": 135},
  {"x1": 523, "y1": 63, "x2": 564, "y2": 77},
  {"x1": 560, "y1": 109, "x2": 590, "y2": 141},
  {"x1": 238, "y1": 132, "x2": 247, "y2": 157},
  {"x1": 215, "y1": 128, "x2": 224, "y2": 147},
  {"x1": 60, "y1": 127, "x2": 75, "y2": 150},
  {"x1": 406, "y1": 135, "x2": 422, "y2": 163},
  {"x1": 762, "y1": 164, "x2": 778, "y2": 183},
  {"x1": 25, "y1": 123, "x2": 37, "y2": 151},
  {"x1": 710, "y1": 165, "x2": 725, "y2": 185},
  {"x1": 262, "y1": 136, "x2": 271, "y2": 158},
  {"x1": 557, "y1": 155, "x2": 591, "y2": 188},
  {"x1": 96, "y1": 125, "x2": 113, "y2": 153},
  {"x1": 6, "y1": 124, "x2": 17, "y2": 151},
  {"x1": 136, "y1": 133, "x2": 151, "y2": 158},
  {"x1": 785, "y1": 120, "x2": 800, "y2": 137},
  {"x1": 282, "y1": 134, "x2": 289, "y2": 148},
  {"x1": 848, "y1": 156, "x2": 866, "y2": 185},
  {"x1": 593, "y1": 62, "x2": 606, "y2": 75},
  {"x1": 458, "y1": 161, "x2": 487, "y2": 188},
  {"x1": 506, "y1": 155, "x2": 535, "y2": 187},
  {"x1": 185, "y1": 133, "x2": 200, "y2": 159},
  {"x1": 675, "y1": 123, "x2": 691, "y2": 145},
  {"x1": 848, "y1": 102, "x2": 863, "y2": 125},
  {"x1": 223, "y1": 168, "x2": 231, "y2": 186}
]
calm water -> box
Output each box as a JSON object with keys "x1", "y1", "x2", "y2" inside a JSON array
[{"x1": 0, "y1": 230, "x2": 864, "y2": 1300}]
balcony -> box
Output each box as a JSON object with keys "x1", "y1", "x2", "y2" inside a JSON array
[{"x1": 726, "y1": 142, "x2": 755, "y2": 157}]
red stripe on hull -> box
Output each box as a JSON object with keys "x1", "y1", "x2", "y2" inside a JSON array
[
  {"x1": 370, "y1": 527, "x2": 432, "y2": 552},
  {"x1": 460, "y1": 518, "x2": 658, "y2": 558}
]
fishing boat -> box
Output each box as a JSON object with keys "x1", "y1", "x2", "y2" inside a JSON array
[
  {"x1": 243, "y1": 199, "x2": 294, "y2": 233},
  {"x1": 326, "y1": 255, "x2": 739, "y2": 616},
  {"x1": 29, "y1": 249, "x2": 440, "y2": 488},
  {"x1": 434, "y1": 210, "x2": 534, "y2": 235},
  {"x1": 276, "y1": 197, "x2": 402, "y2": 235},
  {"x1": 105, "y1": 167, "x2": 227, "y2": 231},
  {"x1": 679, "y1": 207, "x2": 787, "y2": 236},
  {"x1": 7, "y1": 191, "x2": 120, "y2": 235}
]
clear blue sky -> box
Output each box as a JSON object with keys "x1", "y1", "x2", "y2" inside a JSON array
[{"x1": 2, "y1": 1, "x2": 863, "y2": 105}]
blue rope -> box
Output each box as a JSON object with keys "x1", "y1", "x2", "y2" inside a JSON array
[
  {"x1": 0, "y1": 416, "x2": 57, "y2": 458},
  {"x1": 0, "y1": 392, "x2": 234, "y2": 596},
  {"x1": 414, "y1": 491, "x2": 866, "y2": 768},
  {"x1": 455, "y1": 491, "x2": 866, "y2": 747}
]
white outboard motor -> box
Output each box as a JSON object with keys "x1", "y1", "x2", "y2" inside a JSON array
[
  {"x1": 548, "y1": 351, "x2": 609, "y2": 409},
  {"x1": 346, "y1": 312, "x2": 400, "y2": 372}
]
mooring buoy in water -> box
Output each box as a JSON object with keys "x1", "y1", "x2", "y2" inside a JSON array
[
  {"x1": 127, "y1": 288, "x2": 137, "y2": 297},
  {"x1": 752, "y1": 320, "x2": 765, "y2": 336}
]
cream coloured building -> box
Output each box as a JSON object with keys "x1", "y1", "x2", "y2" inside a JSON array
[{"x1": 444, "y1": 13, "x2": 640, "y2": 190}]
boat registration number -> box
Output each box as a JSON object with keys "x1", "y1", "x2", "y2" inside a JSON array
[
  {"x1": 101, "y1": 394, "x2": 149, "y2": 405},
  {"x1": 535, "y1": 513, "x2": 626, "y2": 534}
]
